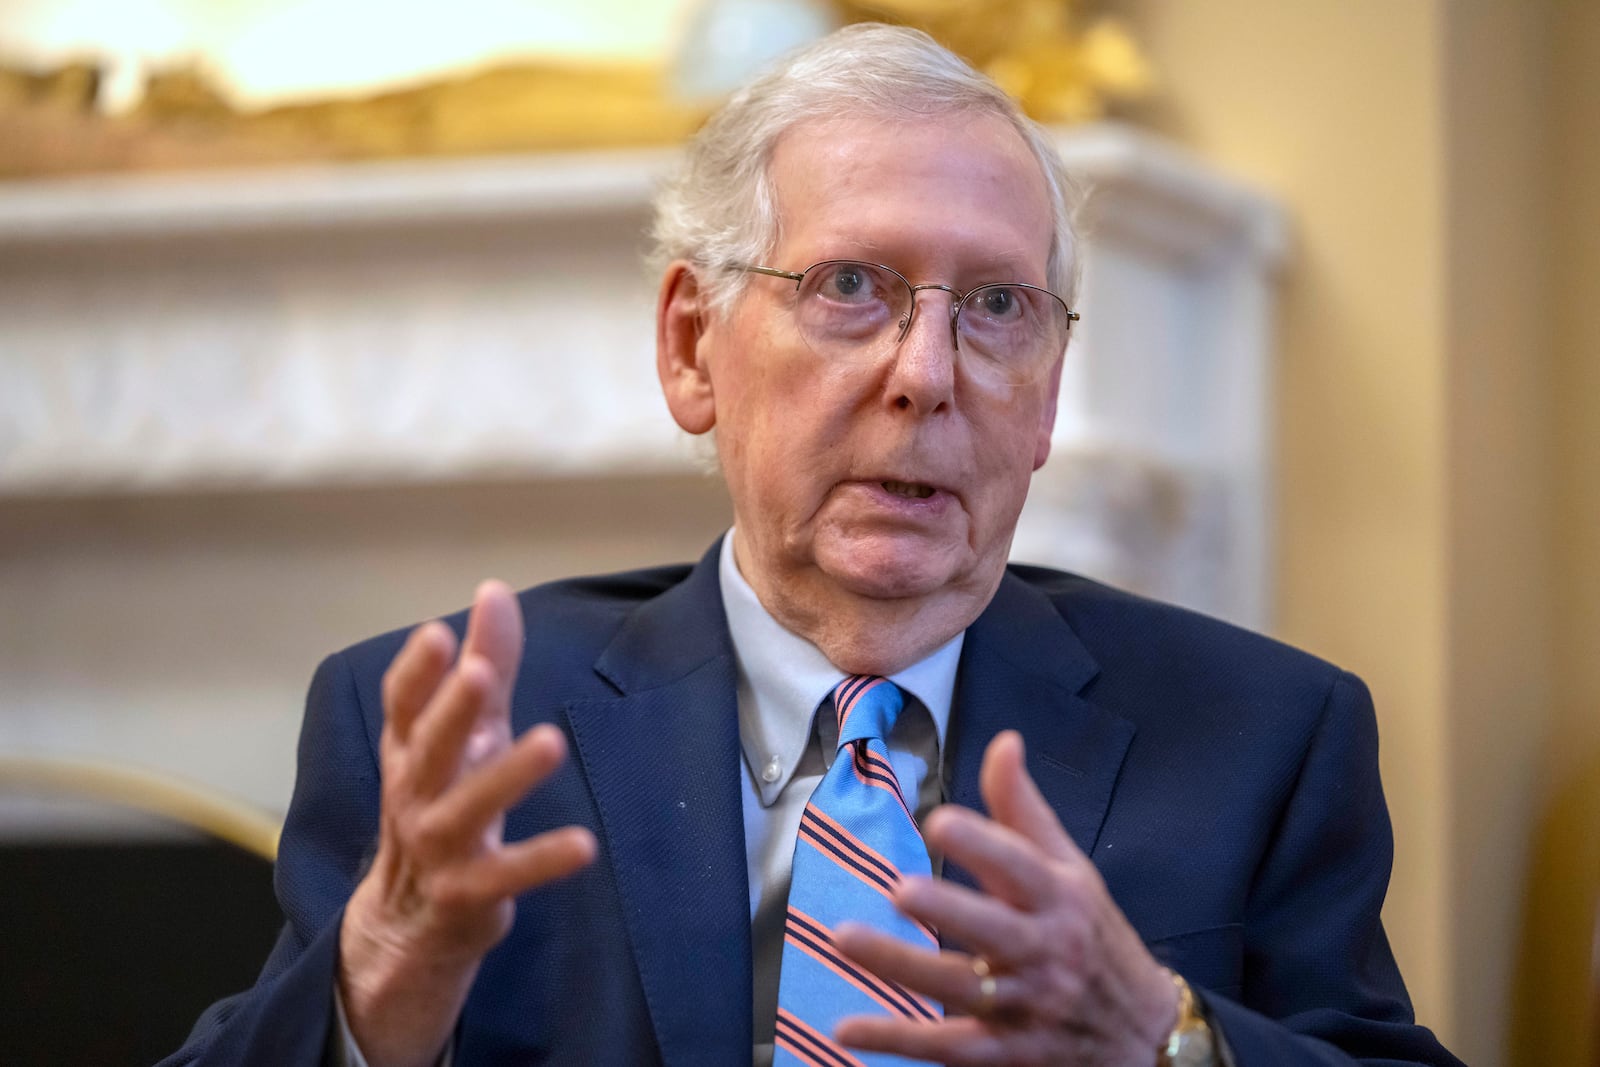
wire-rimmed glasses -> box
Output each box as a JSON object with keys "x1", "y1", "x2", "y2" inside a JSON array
[{"x1": 736, "y1": 259, "x2": 1078, "y2": 387}]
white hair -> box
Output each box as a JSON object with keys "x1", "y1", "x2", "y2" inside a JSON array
[{"x1": 649, "y1": 23, "x2": 1082, "y2": 315}]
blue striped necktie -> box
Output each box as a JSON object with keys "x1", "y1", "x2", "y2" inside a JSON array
[{"x1": 774, "y1": 676, "x2": 940, "y2": 1067}]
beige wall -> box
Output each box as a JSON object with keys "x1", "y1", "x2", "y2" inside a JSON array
[
  {"x1": 1513, "y1": 5, "x2": 1600, "y2": 1066},
  {"x1": 1107, "y1": 0, "x2": 1454, "y2": 1036},
  {"x1": 1110, "y1": 1, "x2": 1598, "y2": 1064},
  {"x1": 1441, "y1": 7, "x2": 1556, "y2": 1064}
]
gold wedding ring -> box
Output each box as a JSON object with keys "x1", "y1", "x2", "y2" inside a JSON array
[{"x1": 971, "y1": 956, "x2": 998, "y2": 1018}]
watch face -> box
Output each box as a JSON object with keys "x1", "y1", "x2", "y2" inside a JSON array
[
  {"x1": 1160, "y1": 972, "x2": 1216, "y2": 1067},
  {"x1": 1171, "y1": 1027, "x2": 1216, "y2": 1067}
]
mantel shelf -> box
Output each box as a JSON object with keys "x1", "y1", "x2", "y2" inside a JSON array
[{"x1": 0, "y1": 122, "x2": 1286, "y2": 262}]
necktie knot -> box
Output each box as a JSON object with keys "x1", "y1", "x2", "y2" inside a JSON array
[{"x1": 831, "y1": 675, "x2": 904, "y2": 749}]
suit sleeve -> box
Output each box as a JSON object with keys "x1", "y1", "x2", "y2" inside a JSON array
[
  {"x1": 1200, "y1": 671, "x2": 1462, "y2": 1066},
  {"x1": 157, "y1": 650, "x2": 383, "y2": 1066}
]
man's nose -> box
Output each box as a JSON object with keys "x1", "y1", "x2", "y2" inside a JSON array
[{"x1": 885, "y1": 288, "x2": 958, "y2": 413}]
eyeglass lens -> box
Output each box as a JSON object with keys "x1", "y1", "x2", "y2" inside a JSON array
[{"x1": 793, "y1": 260, "x2": 1070, "y2": 383}]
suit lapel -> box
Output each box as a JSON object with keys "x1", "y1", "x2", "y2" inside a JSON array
[
  {"x1": 555, "y1": 553, "x2": 1135, "y2": 1053},
  {"x1": 564, "y1": 543, "x2": 753, "y2": 1067},
  {"x1": 943, "y1": 571, "x2": 1135, "y2": 898}
]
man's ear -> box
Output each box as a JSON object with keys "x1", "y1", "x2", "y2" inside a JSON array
[
  {"x1": 656, "y1": 261, "x2": 717, "y2": 435},
  {"x1": 1033, "y1": 354, "x2": 1066, "y2": 470}
]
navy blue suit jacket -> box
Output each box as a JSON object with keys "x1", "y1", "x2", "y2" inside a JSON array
[{"x1": 164, "y1": 542, "x2": 1461, "y2": 1065}]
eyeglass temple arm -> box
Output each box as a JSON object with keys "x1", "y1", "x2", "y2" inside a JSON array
[{"x1": 736, "y1": 264, "x2": 807, "y2": 284}]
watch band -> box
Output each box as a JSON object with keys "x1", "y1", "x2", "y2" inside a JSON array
[{"x1": 1155, "y1": 969, "x2": 1218, "y2": 1067}]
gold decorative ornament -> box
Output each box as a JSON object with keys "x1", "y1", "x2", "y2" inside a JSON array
[
  {"x1": 834, "y1": 0, "x2": 1153, "y2": 123},
  {"x1": 0, "y1": 58, "x2": 101, "y2": 114},
  {"x1": 0, "y1": 55, "x2": 710, "y2": 179},
  {"x1": 0, "y1": 1, "x2": 1152, "y2": 179}
]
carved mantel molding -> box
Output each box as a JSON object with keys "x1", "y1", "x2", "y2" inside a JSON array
[{"x1": 0, "y1": 122, "x2": 1285, "y2": 627}]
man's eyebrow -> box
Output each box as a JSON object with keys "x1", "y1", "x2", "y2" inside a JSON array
[{"x1": 799, "y1": 244, "x2": 1043, "y2": 279}]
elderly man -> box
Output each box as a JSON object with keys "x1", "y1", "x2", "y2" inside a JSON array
[{"x1": 166, "y1": 24, "x2": 1460, "y2": 1067}]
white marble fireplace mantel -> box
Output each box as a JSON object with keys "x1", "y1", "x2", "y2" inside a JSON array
[{"x1": 0, "y1": 122, "x2": 1286, "y2": 625}]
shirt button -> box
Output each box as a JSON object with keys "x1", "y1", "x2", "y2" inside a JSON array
[{"x1": 761, "y1": 756, "x2": 782, "y2": 783}]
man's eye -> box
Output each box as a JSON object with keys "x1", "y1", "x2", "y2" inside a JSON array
[
  {"x1": 816, "y1": 263, "x2": 879, "y2": 303},
  {"x1": 981, "y1": 287, "x2": 1020, "y2": 318}
]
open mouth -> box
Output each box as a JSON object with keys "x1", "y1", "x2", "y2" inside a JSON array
[{"x1": 881, "y1": 480, "x2": 936, "y2": 500}]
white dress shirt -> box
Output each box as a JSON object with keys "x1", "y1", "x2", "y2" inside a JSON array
[{"x1": 720, "y1": 531, "x2": 961, "y2": 1066}]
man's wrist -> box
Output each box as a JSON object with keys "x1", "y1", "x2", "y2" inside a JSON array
[
  {"x1": 336, "y1": 895, "x2": 477, "y2": 1067},
  {"x1": 334, "y1": 983, "x2": 455, "y2": 1067}
]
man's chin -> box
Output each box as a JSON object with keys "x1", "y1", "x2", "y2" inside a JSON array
[{"x1": 812, "y1": 540, "x2": 970, "y2": 602}]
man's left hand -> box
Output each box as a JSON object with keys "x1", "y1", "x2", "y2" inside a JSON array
[{"x1": 834, "y1": 730, "x2": 1179, "y2": 1066}]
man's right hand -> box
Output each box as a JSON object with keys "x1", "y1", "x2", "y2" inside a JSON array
[{"x1": 337, "y1": 580, "x2": 598, "y2": 1067}]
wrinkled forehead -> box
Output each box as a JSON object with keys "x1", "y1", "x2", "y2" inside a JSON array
[{"x1": 764, "y1": 111, "x2": 1056, "y2": 279}]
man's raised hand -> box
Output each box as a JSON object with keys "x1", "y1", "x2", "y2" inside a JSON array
[
  {"x1": 337, "y1": 581, "x2": 597, "y2": 1067},
  {"x1": 834, "y1": 731, "x2": 1179, "y2": 1067}
]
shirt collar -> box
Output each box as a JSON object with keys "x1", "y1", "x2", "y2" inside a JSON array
[{"x1": 718, "y1": 530, "x2": 962, "y2": 806}]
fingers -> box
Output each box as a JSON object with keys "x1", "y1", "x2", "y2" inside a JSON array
[
  {"x1": 406, "y1": 653, "x2": 502, "y2": 799},
  {"x1": 382, "y1": 621, "x2": 457, "y2": 744},
  {"x1": 406, "y1": 729, "x2": 595, "y2": 915},
  {"x1": 462, "y1": 579, "x2": 524, "y2": 683},
  {"x1": 922, "y1": 804, "x2": 1062, "y2": 910},
  {"x1": 386, "y1": 582, "x2": 525, "y2": 799},
  {"x1": 890, "y1": 876, "x2": 1037, "y2": 971},
  {"x1": 384, "y1": 580, "x2": 523, "y2": 751},
  {"x1": 978, "y1": 730, "x2": 1078, "y2": 863},
  {"x1": 418, "y1": 725, "x2": 572, "y2": 854},
  {"x1": 377, "y1": 581, "x2": 584, "y2": 878},
  {"x1": 453, "y1": 825, "x2": 598, "y2": 902},
  {"x1": 835, "y1": 922, "x2": 1024, "y2": 1017},
  {"x1": 388, "y1": 716, "x2": 595, "y2": 910},
  {"x1": 836, "y1": 1015, "x2": 1000, "y2": 1066}
]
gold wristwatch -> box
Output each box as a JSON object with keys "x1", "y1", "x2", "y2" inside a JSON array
[{"x1": 1155, "y1": 970, "x2": 1218, "y2": 1067}]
